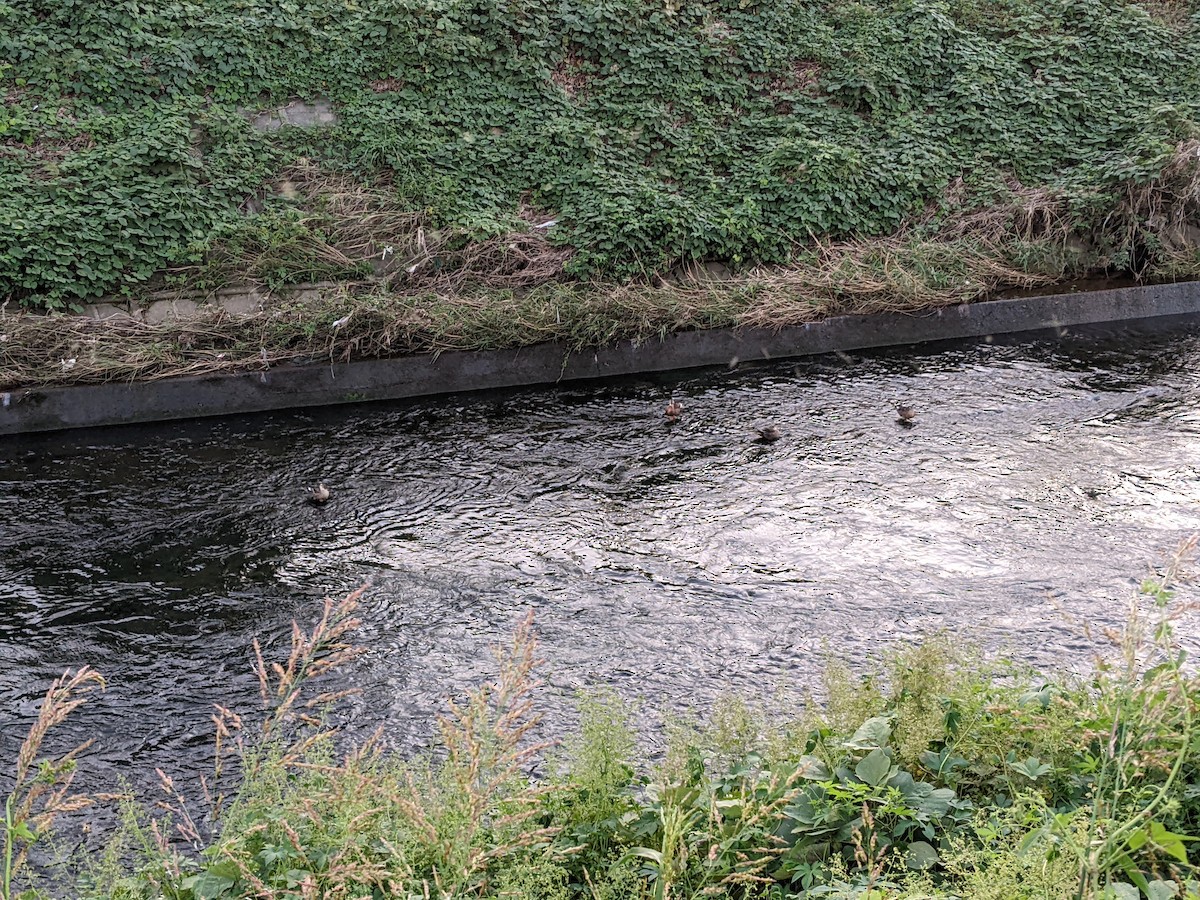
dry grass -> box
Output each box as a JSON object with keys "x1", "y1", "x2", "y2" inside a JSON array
[
  {"x1": 552, "y1": 48, "x2": 592, "y2": 100},
  {"x1": 190, "y1": 600, "x2": 557, "y2": 899},
  {"x1": 1130, "y1": 0, "x2": 1195, "y2": 29},
  {"x1": 151, "y1": 588, "x2": 368, "y2": 856},
  {"x1": 3, "y1": 667, "x2": 106, "y2": 899},
  {"x1": 6, "y1": 141, "x2": 1200, "y2": 390},
  {"x1": 174, "y1": 163, "x2": 573, "y2": 294},
  {"x1": 0, "y1": 236, "x2": 1059, "y2": 390}
]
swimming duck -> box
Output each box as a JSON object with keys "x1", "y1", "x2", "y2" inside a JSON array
[
  {"x1": 897, "y1": 405, "x2": 916, "y2": 424},
  {"x1": 756, "y1": 425, "x2": 782, "y2": 443},
  {"x1": 664, "y1": 399, "x2": 683, "y2": 420},
  {"x1": 309, "y1": 483, "x2": 331, "y2": 505}
]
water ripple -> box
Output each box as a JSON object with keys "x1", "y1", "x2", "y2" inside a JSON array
[{"x1": 2, "y1": 322, "x2": 1200, "y2": 803}]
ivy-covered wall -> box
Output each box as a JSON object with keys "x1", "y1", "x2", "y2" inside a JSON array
[{"x1": 1, "y1": 0, "x2": 1197, "y2": 308}]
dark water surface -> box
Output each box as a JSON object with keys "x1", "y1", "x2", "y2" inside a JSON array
[{"x1": 3, "y1": 324, "x2": 1200, "y2": 810}]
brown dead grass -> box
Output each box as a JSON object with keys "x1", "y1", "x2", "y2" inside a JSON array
[
  {"x1": 0, "y1": 237, "x2": 1052, "y2": 390},
  {"x1": 183, "y1": 163, "x2": 574, "y2": 293},
  {"x1": 1131, "y1": 0, "x2": 1194, "y2": 29},
  {"x1": 6, "y1": 141, "x2": 1200, "y2": 390},
  {"x1": 551, "y1": 48, "x2": 592, "y2": 100}
]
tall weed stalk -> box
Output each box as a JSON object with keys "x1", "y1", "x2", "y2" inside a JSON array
[
  {"x1": 1027, "y1": 538, "x2": 1199, "y2": 897},
  {"x1": 2, "y1": 667, "x2": 104, "y2": 900}
]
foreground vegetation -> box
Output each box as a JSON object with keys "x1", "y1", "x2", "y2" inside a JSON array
[
  {"x1": 4, "y1": 548, "x2": 1199, "y2": 900},
  {"x1": 4, "y1": 0, "x2": 1200, "y2": 339}
]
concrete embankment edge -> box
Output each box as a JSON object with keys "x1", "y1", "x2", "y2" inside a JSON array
[{"x1": 3, "y1": 282, "x2": 1199, "y2": 435}]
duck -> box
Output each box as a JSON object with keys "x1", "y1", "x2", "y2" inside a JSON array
[
  {"x1": 756, "y1": 425, "x2": 782, "y2": 443},
  {"x1": 664, "y1": 399, "x2": 683, "y2": 420},
  {"x1": 309, "y1": 483, "x2": 331, "y2": 505},
  {"x1": 897, "y1": 405, "x2": 916, "y2": 424}
]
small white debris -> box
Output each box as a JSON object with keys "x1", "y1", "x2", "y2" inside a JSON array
[
  {"x1": 61, "y1": 357, "x2": 77, "y2": 371},
  {"x1": 332, "y1": 315, "x2": 351, "y2": 329},
  {"x1": 534, "y1": 220, "x2": 557, "y2": 229}
]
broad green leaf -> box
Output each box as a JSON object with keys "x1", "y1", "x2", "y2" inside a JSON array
[
  {"x1": 916, "y1": 787, "x2": 957, "y2": 818},
  {"x1": 794, "y1": 755, "x2": 830, "y2": 781},
  {"x1": 1098, "y1": 884, "x2": 1139, "y2": 900},
  {"x1": 180, "y1": 870, "x2": 236, "y2": 900},
  {"x1": 1148, "y1": 821, "x2": 1195, "y2": 864},
  {"x1": 1008, "y1": 756, "x2": 1053, "y2": 781},
  {"x1": 854, "y1": 748, "x2": 892, "y2": 787},
  {"x1": 905, "y1": 840, "x2": 939, "y2": 870},
  {"x1": 631, "y1": 847, "x2": 664, "y2": 865},
  {"x1": 1146, "y1": 881, "x2": 1178, "y2": 900},
  {"x1": 285, "y1": 869, "x2": 313, "y2": 888},
  {"x1": 845, "y1": 717, "x2": 892, "y2": 750}
]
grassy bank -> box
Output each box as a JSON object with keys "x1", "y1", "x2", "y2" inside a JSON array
[
  {"x1": 4, "y1": 0, "x2": 1200, "y2": 329},
  {"x1": 4, "y1": 555, "x2": 1199, "y2": 900},
  {"x1": 0, "y1": 228, "x2": 1064, "y2": 389}
]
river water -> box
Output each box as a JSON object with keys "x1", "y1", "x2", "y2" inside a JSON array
[{"x1": 2, "y1": 322, "x2": 1200, "y2": 809}]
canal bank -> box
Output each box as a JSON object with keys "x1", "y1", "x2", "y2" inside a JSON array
[{"x1": 3, "y1": 280, "x2": 1200, "y2": 434}]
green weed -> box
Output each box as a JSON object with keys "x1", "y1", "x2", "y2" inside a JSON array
[{"x1": 5, "y1": 547, "x2": 1199, "y2": 899}]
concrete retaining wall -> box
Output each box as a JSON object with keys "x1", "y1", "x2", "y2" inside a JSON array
[
  {"x1": 3, "y1": 282, "x2": 1199, "y2": 435},
  {"x1": 80, "y1": 282, "x2": 335, "y2": 323}
]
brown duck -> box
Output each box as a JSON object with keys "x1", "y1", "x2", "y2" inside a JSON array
[{"x1": 756, "y1": 425, "x2": 782, "y2": 443}]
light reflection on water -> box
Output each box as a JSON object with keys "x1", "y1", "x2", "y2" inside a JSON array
[{"x1": 1, "y1": 322, "x2": 1199, "y2": 811}]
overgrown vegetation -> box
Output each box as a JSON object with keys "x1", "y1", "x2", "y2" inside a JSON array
[
  {"x1": 3, "y1": 0, "x2": 1200, "y2": 315},
  {"x1": 0, "y1": 232, "x2": 1057, "y2": 388},
  {"x1": 4, "y1": 546, "x2": 1199, "y2": 899}
]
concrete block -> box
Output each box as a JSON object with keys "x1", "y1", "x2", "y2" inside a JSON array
[
  {"x1": 248, "y1": 99, "x2": 338, "y2": 132},
  {"x1": 219, "y1": 291, "x2": 263, "y2": 316},
  {"x1": 83, "y1": 302, "x2": 135, "y2": 320},
  {"x1": 145, "y1": 298, "x2": 201, "y2": 325},
  {"x1": 287, "y1": 286, "x2": 324, "y2": 304}
]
